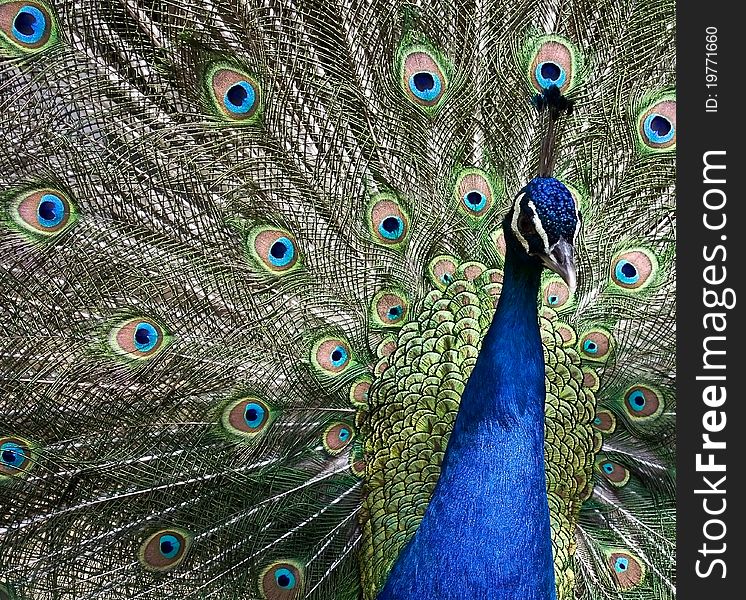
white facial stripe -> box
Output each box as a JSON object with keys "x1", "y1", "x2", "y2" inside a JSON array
[
  {"x1": 527, "y1": 199, "x2": 550, "y2": 254},
  {"x1": 511, "y1": 192, "x2": 530, "y2": 252}
]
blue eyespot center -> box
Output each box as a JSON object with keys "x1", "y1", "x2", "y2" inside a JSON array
[
  {"x1": 602, "y1": 462, "x2": 615, "y2": 474},
  {"x1": 387, "y1": 305, "x2": 403, "y2": 320},
  {"x1": 268, "y1": 237, "x2": 295, "y2": 267},
  {"x1": 464, "y1": 190, "x2": 487, "y2": 211},
  {"x1": 548, "y1": 295, "x2": 559, "y2": 305},
  {"x1": 628, "y1": 390, "x2": 646, "y2": 411},
  {"x1": 643, "y1": 113, "x2": 675, "y2": 144},
  {"x1": 535, "y1": 61, "x2": 567, "y2": 89},
  {"x1": 1, "y1": 442, "x2": 27, "y2": 468},
  {"x1": 650, "y1": 115, "x2": 671, "y2": 137},
  {"x1": 408, "y1": 71, "x2": 442, "y2": 102},
  {"x1": 275, "y1": 568, "x2": 296, "y2": 589},
  {"x1": 243, "y1": 403, "x2": 266, "y2": 429},
  {"x1": 379, "y1": 216, "x2": 404, "y2": 240},
  {"x1": 223, "y1": 81, "x2": 256, "y2": 114},
  {"x1": 583, "y1": 340, "x2": 598, "y2": 353},
  {"x1": 338, "y1": 428, "x2": 350, "y2": 442},
  {"x1": 36, "y1": 193, "x2": 65, "y2": 228},
  {"x1": 12, "y1": 6, "x2": 47, "y2": 44},
  {"x1": 541, "y1": 62, "x2": 561, "y2": 81},
  {"x1": 159, "y1": 534, "x2": 180, "y2": 559},
  {"x1": 413, "y1": 72, "x2": 434, "y2": 92},
  {"x1": 614, "y1": 557, "x2": 629, "y2": 572},
  {"x1": 615, "y1": 259, "x2": 640, "y2": 285},
  {"x1": 134, "y1": 322, "x2": 159, "y2": 352},
  {"x1": 593, "y1": 417, "x2": 602, "y2": 425},
  {"x1": 330, "y1": 345, "x2": 348, "y2": 368},
  {"x1": 441, "y1": 273, "x2": 453, "y2": 284}
]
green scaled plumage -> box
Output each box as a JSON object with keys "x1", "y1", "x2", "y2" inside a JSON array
[{"x1": 0, "y1": 0, "x2": 674, "y2": 599}]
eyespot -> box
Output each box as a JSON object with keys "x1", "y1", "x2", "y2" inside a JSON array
[
  {"x1": 207, "y1": 65, "x2": 261, "y2": 122},
  {"x1": 529, "y1": 38, "x2": 575, "y2": 92},
  {"x1": 0, "y1": 437, "x2": 32, "y2": 479},
  {"x1": 582, "y1": 368, "x2": 600, "y2": 391},
  {"x1": 592, "y1": 410, "x2": 616, "y2": 434},
  {"x1": 638, "y1": 99, "x2": 676, "y2": 149},
  {"x1": 312, "y1": 337, "x2": 352, "y2": 376},
  {"x1": 579, "y1": 330, "x2": 612, "y2": 361},
  {"x1": 459, "y1": 261, "x2": 486, "y2": 282},
  {"x1": 248, "y1": 227, "x2": 300, "y2": 274},
  {"x1": 371, "y1": 290, "x2": 409, "y2": 328},
  {"x1": 11, "y1": 189, "x2": 76, "y2": 237},
  {"x1": 401, "y1": 48, "x2": 447, "y2": 108},
  {"x1": 350, "y1": 454, "x2": 366, "y2": 478},
  {"x1": 623, "y1": 385, "x2": 663, "y2": 419},
  {"x1": 0, "y1": 1, "x2": 58, "y2": 53},
  {"x1": 606, "y1": 550, "x2": 645, "y2": 590},
  {"x1": 610, "y1": 249, "x2": 656, "y2": 290},
  {"x1": 542, "y1": 278, "x2": 572, "y2": 309},
  {"x1": 427, "y1": 255, "x2": 458, "y2": 290},
  {"x1": 260, "y1": 561, "x2": 303, "y2": 600},
  {"x1": 139, "y1": 529, "x2": 191, "y2": 572},
  {"x1": 222, "y1": 397, "x2": 274, "y2": 439},
  {"x1": 455, "y1": 169, "x2": 496, "y2": 218},
  {"x1": 368, "y1": 195, "x2": 409, "y2": 246},
  {"x1": 109, "y1": 318, "x2": 168, "y2": 360},
  {"x1": 598, "y1": 459, "x2": 630, "y2": 487},
  {"x1": 349, "y1": 378, "x2": 371, "y2": 407},
  {"x1": 323, "y1": 422, "x2": 355, "y2": 454}
]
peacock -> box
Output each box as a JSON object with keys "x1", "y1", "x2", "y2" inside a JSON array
[{"x1": 0, "y1": 0, "x2": 676, "y2": 599}]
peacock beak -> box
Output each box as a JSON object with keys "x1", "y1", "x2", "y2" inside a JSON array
[{"x1": 540, "y1": 238, "x2": 577, "y2": 293}]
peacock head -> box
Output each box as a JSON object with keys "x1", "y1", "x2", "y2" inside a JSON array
[{"x1": 509, "y1": 177, "x2": 580, "y2": 291}]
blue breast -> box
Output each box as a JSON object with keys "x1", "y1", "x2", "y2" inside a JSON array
[{"x1": 378, "y1": 233, "x2": 556, "y2": 600}]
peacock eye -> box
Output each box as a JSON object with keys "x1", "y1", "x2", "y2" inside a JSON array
[
  {"x1": 207, "y1": 65, "x2": 261, "y2": 122},
  {"x1": 11, "y1": 189, "x2": 76, "y2": 238},
  {"x1": 248, "y1": 227, "x2": 300, "y2": 274},
  {"x1": 606, "y1": 550, "x2": 645, "y2": 589},
  {"x1": 109, "y1": 318, "x2": 168, "y2": 359},
  {"x1": 312, "y1": 337, "x2": 353, "y2": 376},
  {"x1": 368, "y1": 196, "x2": 409, "y2": 246},
  {"x1": 643, "y1": 113, "x2": 674, "y2": 145},
  {"x1": 0, "y1": 437, "x2": 32, "y2": 478},
  {"x1": 622, "y1": 385, "x2": 663, "y2": 419},
  {"x1": 638, "y1": 99, "x2": 676, "y2": 150},
  {"x1": 371, "y1": 290, "x2": 409, "y2": 328},
  {"x1": 139, "y1": 529, "x2": 191, "y2": 572},
  {"x1": 528, "y1": 38, "x2": 575, "y2": 93},
  {"x1": 260, "y1": 562, "x2": 303, "y2": 599},
  {"x1": 222, "y1": 397, "x2": 274, "y2": 439},
  {"x1": 401, "y1": 49, "x2": 447, "y2": 108},
  {"x1": 323, "y1": 422, "x2": 356, "y2": 454},
  {"x1": 1, "y1": 1, "x2": 58, "y2": 53}
]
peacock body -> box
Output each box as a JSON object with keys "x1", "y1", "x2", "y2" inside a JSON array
[{"x1": 0, "y1": 1, "x2": 675, "y2": 599}]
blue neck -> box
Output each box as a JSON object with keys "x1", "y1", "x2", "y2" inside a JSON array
[{"x1": 378, "y1": 228, "x2": 556, "y2": 600}]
